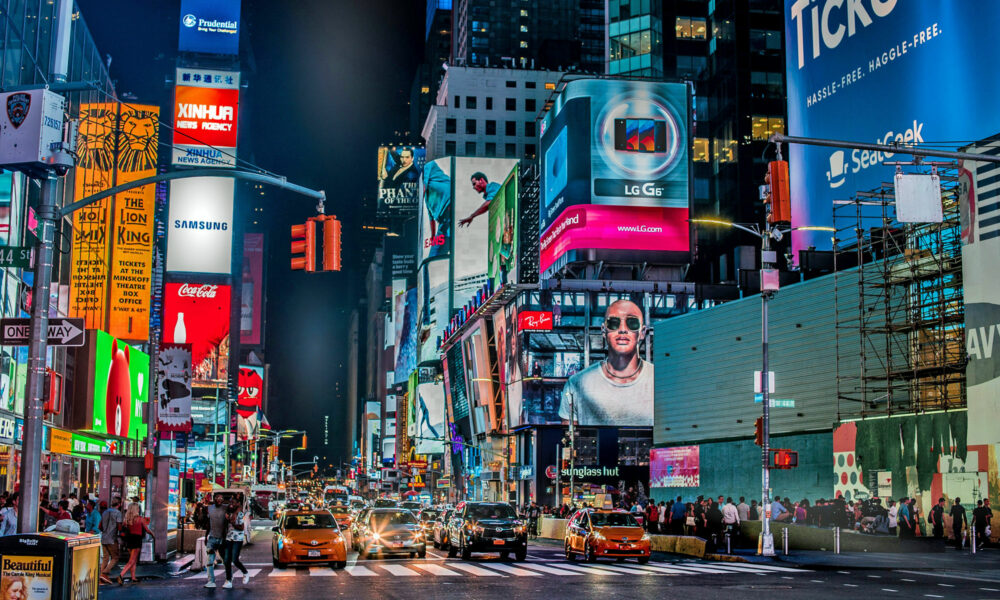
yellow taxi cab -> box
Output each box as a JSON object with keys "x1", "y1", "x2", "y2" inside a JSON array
[
  {"x1": 272, "y1": 510, "x2": 347, "y2": 569},
  {"x1": 330, "y1": 506, "x2": 353, "y2": 530},
  {"x1": 564, "y1": 508, "x2": 651, "y2": 563}
]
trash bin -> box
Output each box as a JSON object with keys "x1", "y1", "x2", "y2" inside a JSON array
[{"x1": 0, "y1": 532, "x2": 101, "y2": 599}]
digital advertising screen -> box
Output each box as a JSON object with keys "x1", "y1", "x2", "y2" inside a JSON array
[
  {"x1": 413, "y1": 381, "x2": 445, "y2": 455},
  {"x1": 539, "y1": 79, "x2": 690, "y2": 273},
  {"x1": 488, "y1": 165, "x2": 519, "y2": 290},
  {"x1": 416, "y1": 258, "x2": 449, "y2": 365},
  {"x1": 172, "y1": 67, "x2": 239, "y2": 167},
  {"x1": 178, "y1": 0, "x2": 240, "y2": 56},
  {"x1": 378, "y1": 145, "x2": 426, "y2": 213},
  {"x1": 156, "y1": 343, "x2": 193, "y2": 433},
  {"x1": 240, "y1": 233, "x2": 264, "y2": 345},
  {"x1": 419, "y1": 157, "x2": 452, "y2": 264},
  {"x1": 166, "y1": 177, "x2": 235, "y2": 274},
  {"x1": 87, "y1": 330, "x2": 151, "y2": 440},
  {"x1": 236, "y1": 365, "x2": 264, "y2": 440},
  {"x1": 784, "y1": 1, "x2": 1000, "y2": 254},
  {"x1": 394, "y1": 285, "x2": 418, "y2": 383},
  {"x1": 162, "y1": 282, "x2": 231, "y2": 387},
  {"x1": 650, "y1": 445, "x2": 700, "y2": 488}
]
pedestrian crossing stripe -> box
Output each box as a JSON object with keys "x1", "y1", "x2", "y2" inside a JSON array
[{"x1": 185, "y1": 560, "x2": 807, "y2": 580}]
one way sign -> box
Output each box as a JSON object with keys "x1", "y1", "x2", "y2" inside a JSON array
[{"x1": 0, "y1": 318, "x2": 86, "y2": 347}]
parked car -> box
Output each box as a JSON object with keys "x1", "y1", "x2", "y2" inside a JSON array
[
  {"x1": 564, "y1": 509, "x2": 650, "y2": 564},
  {"x1": 447, "y1": 502, "x2": 527, "y2": 561},
  {"x1": 271, "y1": 510, "x2": 347, "y2": 569},
  {"x1": 355, "y1": 508, "x2": 427, "y2": 559}
]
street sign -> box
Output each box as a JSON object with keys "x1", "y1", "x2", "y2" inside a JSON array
[
  {"x1": 0, "y1": 246, "x2": 33, "y2": 269},
  {"x1": 753, "y1": 394, "x2": 795, "y2": 408},
  {"x1": 0, "y1": 318, "x2": 85, "y2": 346}
]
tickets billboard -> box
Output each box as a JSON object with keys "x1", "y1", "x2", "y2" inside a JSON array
[
  {"x1": 784, "y1": 1, "x2": 1000, "y2": 254},
  {"x1": 539, "y1": 79, "x2": 690, "y2": 273},
  {"x1": 172, "y1": 67, "x2": 239, "y2": 167}
]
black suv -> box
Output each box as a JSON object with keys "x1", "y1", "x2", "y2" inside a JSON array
[{"x1": 447, "y1": 502, "x2": 527, "y2": 561}]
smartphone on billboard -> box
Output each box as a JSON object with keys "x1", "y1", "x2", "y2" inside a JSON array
[{"x1": 614, "y1": 118, "x2": 667, "y2": 153}]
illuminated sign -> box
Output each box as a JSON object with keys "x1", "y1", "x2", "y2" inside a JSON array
[
  {"x1": 650, "y1": 445, "x2": 699, "y2": 488},
  {"x1": 178, "y1": 0, "x2": 240, "y2": 56},
  {"x1": 166, "y1": 177, "x2": 234, "y2": 274},
  {"x1": 240, "y1": 233, "x2": 263, "y2": 345},
  {"x1": 377, "y1": 145, "x2": 425, "y2": 213},
  {"x1": 71, "y1": 330, "x2": 150, "y2": 440},
  {"x1": 517, "y1": 311, "x2": 552, "y2": 331},
  {"x1": 162, "y1": 283, "x2": 231, "y2": 387},
  {"x1": 172, "y1": 68, "x2": 239, "y2": 167}
]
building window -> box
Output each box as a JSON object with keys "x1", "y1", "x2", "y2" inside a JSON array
[
  {"x1": 576, "y1": 429, "x2": 599, "y2": 465},
  {"x1": 545, "y1": 82, "x2": 556, "y2": 90},
  {"x1": 524, "y1": 121, "x2": 536, "y2": 137},
  {"x1": 749, "y1": 29, "x2": 782, "y2": 53},
  {"x1": 525, "y1": 143, "x2": 536, "y2": 157},
  {"x1": 750, "y1": 71, "x2": 784, "y2": 99},
  {"x1": 454, "y1": 95, "x2": 461, "y2": 108},
  {"x1": 506, "y1": 80, "x2": 516, "y2": 88},
  {"x1": 465, "y1": 141, "x2": 477, "y2": 155},
  {"x1": 525, "y1": 98, "x2": 536, "y2": 112},
  {"x1": 505, "y1": 120, "x2": 517, "y2": 136},
  {"x1": 617, "y1": 431, "x2": 651, "y2": 466},
  {"x1": 445, "y1": 118, "x2": 456, "y2": 134},
  {"x1": 486, "y1": 120, "x2": 497, "y2": 135},
  {"x1": 751, "y1": 116, "x2": 785, "y2": 141},
  {"x1": 420, "y1": 86, "x2": 430, "y2": 94},
  {"x1": 505, "y1": 143, "x2": 517, "y2": 158},
  {"x1": 520, "y1": 9, "x2": 528, "y2": 17},
  {"x1": 505, "y1": 98, "x2": 516, "y2": 111},
  {"x1": 520, "y1": 41, "x2": 528, "y2": 48},
  {"x1": 445, "y1": 140, "x2": 457, "y2": 155},
  {"x1": 676, "y1": 17, "x2": 707, "y2": 39},
  {"x1": 485, "y1": 142, "x2": 497, "y2": 157},
  {"x1": 525, "y1": 81, "x2": 536, "y2": 89},
  {"x1": 486, "y1": 97, "x2": 493, "y2": 110},
  {"x1": 465, "y1": 119, "x2": 477, "y2": 134},
  {"x1": 520, "y1": 25, "x2": 528, "y2": 32},
  {"x1": 466, "y1": 96, "x2": 477, "y2": 109},
  {"x1": 693, "y1": 138, "x2": 709, "y2": 162},
  {"x1": 713, "y1": 137, "x2": 736, "y2": 163}
]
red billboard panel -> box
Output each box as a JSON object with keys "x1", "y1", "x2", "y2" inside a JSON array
[
  {"x1": 173, "y1": 85, "x2": 239, "y2": 148},
  {"x1": 517, "y1": 311, "x2": 553, "y2": 332},
  {"x1": 162, "y1": 282, "x2": 231, "y2": 387}
]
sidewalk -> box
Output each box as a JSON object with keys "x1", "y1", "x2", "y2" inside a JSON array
[{"x1": 773, "y1": 546, "x2": 1000, "y2": 572}]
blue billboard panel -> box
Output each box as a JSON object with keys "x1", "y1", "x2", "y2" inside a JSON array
[
  {"x1": 785, "y1": 1, "x2": 1000, "y2": 253},
  {"x1": 178, "y1": 0, "x2": 240, "y2": 56}
]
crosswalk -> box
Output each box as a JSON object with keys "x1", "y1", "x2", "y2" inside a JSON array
[{"x1": 185, "y1": 559, "x2": 805, "y2": 580}]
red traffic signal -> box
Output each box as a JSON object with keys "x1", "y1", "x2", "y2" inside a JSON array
[
  {"x1": 771, "y1": 449, "x2": 798, "y2": 469},
  {"x1": 753, "y1": 416, "x2": 764, "y2": 447},
  {"x1": 291, "y1": 221, "x2": 316, "y2": 271},
  {"x1": 765, "y1": 160, "x2": 790, "y2": 224},
  {"x1": 321, "y1": 216, "x2": 342, "y2": 272}
]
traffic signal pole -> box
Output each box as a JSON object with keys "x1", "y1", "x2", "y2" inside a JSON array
[{"x1": 760, "y1": 231, "x2": 774, "y2": 557}]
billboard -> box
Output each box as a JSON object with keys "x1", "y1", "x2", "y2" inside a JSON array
[
  {"x1": 784, "y1": 1, "x2": 1000, "y2": 254},
  {"x1": 166, "y1": 177, "x2": 234, "y2": 274},
  {"x1": 240, "y1": 233, "x2": 264, "y2": 345},
  {"x1": 416, "y1": 258, "x2": 449, "y2": 364},
  {"x1": 487, "y1": 165, "x2": 519, "y2": 289},
  {"x1": 69, "y1": 103, "x2": 160, "y2": 340},
  {"x1": 72, "y1": 330, "x2": 151, "y2": 440},
  {"x1": 236, "y1": 365, "x2": 264, "y2": 440},
  {"x1": 413, "y1": 381, "x2": 444, "y2": 455},
  {"x1": 394, "y1": 285, "x2": 418, "y2": 383},
  {"x1": 538, "y1": 79, "x2": 690, "y2": 272},
  {"x1": 378, "y1": 145, "x2": 425, "y2": 213},
  {"x1": 178, "y1": 0, "x2": 240, "y2": 55},
  {"x1": 155, "y1": 343, "x2": 193, "y2": 433},
  {"x1": 418, "y1": 158, "x2": 452, "y2": 264},
  {"x1": 162, "y1": 282, "x2": 231, "y2": 387},
  {"x1": 650, "y1": 445, "x2": 700, "y2": 488},
  {"x1": 172, "y1": 67, "x2": 239, "y2": 167}
]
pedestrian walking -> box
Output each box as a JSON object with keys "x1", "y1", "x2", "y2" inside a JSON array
[
  {"x1": 117, "y1": 502, "x2": 154, "y2": 585},
  {"x1": 658, "y1": 501, "x2": 667, "y2": 532},
  {"x1": 972, "y1": 500, "x2": 991, "y2": 550},
  {"x1": 897, "y1": 497, "x2": 913, "y2": 537},
  {"x1": 722, "y1": 497, "x2": 740, "y2": 537},
  {"x1": 204, "y1": 493, "x2": 229, "y2": 589},
  {"x1": 929, "y1": 497, "x2": 945, "y2": 539},
  {"x1": 646, "y1": 500, "x2": 659, "y2": 533},
  {"x1": 84, "y1": 500, "x2": 101, "y2": 535},
  {"x1": 949, "y1": 497, "x2": 967, "y2": 549},
  {"x1": 221, "y1": 498, "x2": 249, "y2": 588},
  {"x1": 736, "y1": 497, "x2": 749, "y2": 523},
  {"x1": 0, "y1": 494, "x2": 17, "y2": 536},
  {"x1": 99, "y1": 498, "x2": 123, "y2": 584},
  {"x1": 887, "y1": 500, "x2": 898, "y2": 536},
  {"x1": 670, "y1": 496, "x2": 686, "y2": 535}
]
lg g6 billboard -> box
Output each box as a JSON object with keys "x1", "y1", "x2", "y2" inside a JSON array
[{"x1": 539, "y1": 80, "x2": 691, "y2": 273}]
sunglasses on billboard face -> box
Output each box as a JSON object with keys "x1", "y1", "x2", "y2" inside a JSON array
[{"x1": 605, "y1": 316, "x2": 642, "y2": 332}]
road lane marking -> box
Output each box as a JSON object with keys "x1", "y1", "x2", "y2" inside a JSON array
[
  {"x1": 309, "y1": 567, "x2": 337, "y2": 576},
  {"x1": 481, "y1": 563, "x2": 542, "y2": 576},
  {"x1": 981, "y1": 588, "x2": 1000, "y2": 592},
  {"x1": 882, "y1": 589, "x2": 897, "y2": 593},
  {"x1": 551, "y1": 563, "x2": 624, "y2": 576},
  {"x1": 690, "y1": 562, "x2": 805, "y2": 573},
  {"x1": 345, "y1": 565, "x2": 377, "y2": 576},
  {"x1": 937, "y1": 584, "x2": 954, "y2": 587},
  {"x1": 380, "y1": 564, "x2": 420, "y2": 576},
  {"x1": 448, "y1": 563, "x2": 505, "y2": 576},
  {"x1": 517, "y1": 563, "x2": 584, "y2": 576},
  {"x1": 268, "y1": 568, "x2": 298, "y2": 577},
  {"x1": 843, "y1": 584, "x2": 858, "y2": 587},
  {"x1": 898, "y1": 570, "x2": 1000, "y2": 584},
  {"x1": 413, "y1": 563, "x2": 462, "y2": 576}
]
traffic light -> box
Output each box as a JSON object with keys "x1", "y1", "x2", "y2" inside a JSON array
[
  {"x1": 771, "y1": 449, "x2": 798, "y2": 469},
  {"x1": 321, "y1": 215, "x2": 342, "y2": 272},
  {"x1": 291, "y1": 221, "x2": 316, "y2": 271},
  {"x1": 301, "y1": 435, "x2": 307, "y2": 449},
  {"x1": 765, "y1": 160, "x2": 791, "y2": 224},
  {"x1": 754, "y1": 416, "x2": 764, "y2": 447}
]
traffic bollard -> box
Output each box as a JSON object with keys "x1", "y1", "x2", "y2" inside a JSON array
[
  {"x1": 782, "y1": 527, "x2": 789, "y2": 555},
  {"x1": 971, "y1": 525, "x2": 976, "y2": 555},
  {"x1": 834, "y1": 527, "x2": 841, "y2": 554},
  {"x1": 726, "y1": 533, "x2": 731, "y2": 554}
]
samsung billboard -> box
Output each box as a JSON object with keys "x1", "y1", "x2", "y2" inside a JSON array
[
  {"x1": 538, "y1": 79, "x2": 691, "y2": 274},
  {"x1": 166, "y1": 177, "x2": 235, "y2": 274},
  {"x1": 178, "y1": 0, "x2": 240, "y2": 56},
  {"x1": 785, "y1": 0, "x2": 1000, "y2": 253}
]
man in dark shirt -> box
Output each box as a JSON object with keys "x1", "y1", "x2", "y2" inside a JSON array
[
  {"x1": 949, "y1": 497, "x2": 967, "y2": 549},
  {"x1": 670, "y1": 496, "x2": 686, "y2": 535},
  {"x1": 929, "y1": 497, "x2": 946, "y2": 539},
  {"x1": 972, "y1": 499, "x2": 991, "y2": 550},
  {"x1": 204, "y1": 494, "x2": 229, "y2": 589}
]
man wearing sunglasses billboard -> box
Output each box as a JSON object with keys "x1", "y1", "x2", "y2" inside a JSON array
[{"x1": 558, "y1": 299, "x2": 654, "y2": 426}]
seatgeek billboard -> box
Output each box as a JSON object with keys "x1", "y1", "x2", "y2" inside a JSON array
[
  {"x1": 539, "y1": 79, "x2": 690, "y2": 274},
  {"x1": 178, "y1": 0, "x2": 240, "y2": 56},
  {"x1": 785, "y1": 0, "x2": 1000, "y2": 254}
]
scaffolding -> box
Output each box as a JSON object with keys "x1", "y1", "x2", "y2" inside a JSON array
[{"x1": 834, "y1": 164, "x2": 965, "y2": 420}]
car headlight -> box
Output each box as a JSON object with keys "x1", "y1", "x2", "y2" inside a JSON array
[
  {"x1": 641, "y1": 533, "x2": 651, "y2": 541},
  {"x1": 514, "y1": 525, "x2": 526, "y2": 534},
  {"x1": 372, "y1": 532, "x2": 381, "y2": 541},
  {"x1": 592, "y1": 532, "x2": 606, "y2": 540},
  {"x1": 413, "y1": 531, "x2": 424, "y2": 540},
  {"x1": 283, "y1": 537, "x2": 295, "y2": 545},
  {"x1": 472, "y1": 525, "x2": 483, "y2": 534}
]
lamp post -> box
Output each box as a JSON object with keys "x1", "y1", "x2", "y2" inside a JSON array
[{"x1": 690, "y1": 218, "x2": 833, "y2": 556}]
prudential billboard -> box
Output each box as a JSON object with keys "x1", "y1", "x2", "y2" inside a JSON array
[
  {"x1": 178, "y1": 0, "x2": 240, "y2": 56},
  {"x1": 785, "y1": 1, "x2": 1000, "y2": 254},
  {"x1": 538, "y1": 79, "x2": 690, "y2": 274}
]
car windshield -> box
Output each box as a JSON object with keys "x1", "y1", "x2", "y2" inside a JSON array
[
  {"x1": 419, "y1": 511, "x2": 439, "y2": 521},
  {"x1": 467, "y1": 504, "x2": 517, "y2": 520},
  {"x1": 284, "y1": 514, "x2": 335, "y2": 529},
  {"x1": 371, "y1": 511, "x2": 417, "y2": 528},
  {"x1": 589, "y1": 513, "x2": 640, "y2": 527}
]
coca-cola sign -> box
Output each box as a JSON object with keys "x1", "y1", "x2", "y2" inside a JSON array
[
  {"x1": 517, "y1": 311, "x2": 553, "y2": 332},
  {"x1": 177, "y1": 283, "x2": 218, "y2": 298}
]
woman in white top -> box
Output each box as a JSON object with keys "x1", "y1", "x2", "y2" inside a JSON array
[{"x1": 221, "y1": 499, "x2": 249, "y2": 588}]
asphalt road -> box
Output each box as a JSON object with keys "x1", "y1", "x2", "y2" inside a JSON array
[{"x1": 98, "y1": 525, "x2": 1000, "y2": 600}]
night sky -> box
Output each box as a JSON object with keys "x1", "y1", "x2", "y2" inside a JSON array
[{"x1": 78, "y1": 0, "x2": 425, "y2": 463}]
